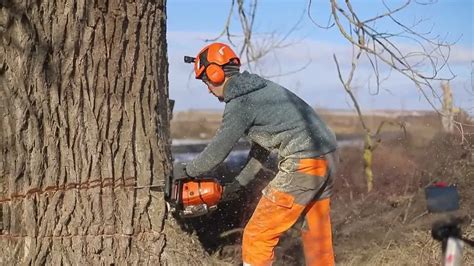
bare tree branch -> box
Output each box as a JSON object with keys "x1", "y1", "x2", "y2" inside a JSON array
[
  {"x1": 362, "y1": 0, "x2": 410, "y2": 24},
  {"x1": 205, "y1": 0, "x2": 236, "y2": 45},
  {"x1": 333, "y1": 51, "x2": 367, "y2": 130},
  {"x1": 307, "y1": 0, "x2": 335, "y2": 29},
  {"x1": 328, "y1": 0, "x2": 459, "y2": 114}
]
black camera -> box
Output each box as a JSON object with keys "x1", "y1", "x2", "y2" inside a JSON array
[{"x1": 184, "y1": 56, "x2": 196, "y2": 63}]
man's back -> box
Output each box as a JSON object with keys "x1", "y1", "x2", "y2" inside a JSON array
[{"x1": 224, "y1": 72, "x2": 337, "y2": 159}]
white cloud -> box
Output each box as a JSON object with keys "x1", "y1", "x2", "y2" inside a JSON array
[{"x1": 167, "y1": 30, "x2": 474, "y2": 114}]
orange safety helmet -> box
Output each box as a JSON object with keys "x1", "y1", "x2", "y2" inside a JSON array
[{"x1": 184, "y1": 42, "x2": 241, "y2": 84}]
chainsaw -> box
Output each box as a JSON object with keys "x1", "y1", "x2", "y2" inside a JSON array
[{"x1": 165, "y1": 173, "x2": 223, "y2": 218}]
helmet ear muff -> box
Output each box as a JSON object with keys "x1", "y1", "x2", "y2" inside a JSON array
[{"x1": 206, "y1": 64, "x2": 225, "y2": 85}]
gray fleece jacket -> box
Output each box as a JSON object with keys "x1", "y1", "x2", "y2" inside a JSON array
[{"x1": 186, "y1": 71, "x2": 337, "y2": 182}]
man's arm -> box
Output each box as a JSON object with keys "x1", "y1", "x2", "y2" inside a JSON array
[
  {"x1": 235, "y1": 142, "x2": 271, "y2": 186},
  {"x1": 186, "y1": 101, "x2": 254, "y2": 177}
]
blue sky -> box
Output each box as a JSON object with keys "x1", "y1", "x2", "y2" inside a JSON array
[{"x1": 167, "y1": 0, "x2": 473, "y2": 113}]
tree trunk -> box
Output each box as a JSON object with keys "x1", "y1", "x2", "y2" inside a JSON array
[
  {"x1": 441, "y1": 82, "x2": 455, "y2": 133},
  {"x1": 0, "y1": 1, "x2": 212, "y2": 264}
]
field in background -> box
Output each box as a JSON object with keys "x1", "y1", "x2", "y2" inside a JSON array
[
  {"x1": 170, "y1": 109, "x2": 473, "y2": 265},
  {"x1": 171, "y1": 108, "x2": 443, "y2": 144}
]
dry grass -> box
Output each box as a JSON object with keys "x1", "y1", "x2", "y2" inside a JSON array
[
  {"x1": 339, "y1": 228, "x2": 473, "y2": 266},
  {"x1": 332, "y1": 132, "x2": 474, "y2": 266}
]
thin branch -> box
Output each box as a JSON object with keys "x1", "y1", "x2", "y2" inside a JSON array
[
  {"x1": 362, "y1": 0, "x2": 411, "y2": 24},
  {"x1": 264, "y1": 58, "x2": 312, "y2": 79},
  {"x1": 307, "y1": 0, "x2": 335, "y2": 29},
  {"x1": 205, "y1": 0, "x2": 236, "y2": 45},
  {"x1": 333, "y1": 52, "x2": 368, "y2": 131}
]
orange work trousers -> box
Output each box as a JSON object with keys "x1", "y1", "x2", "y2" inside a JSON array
[{"x1": 242, "y1": 157, "x2": 335, "y2": 266}]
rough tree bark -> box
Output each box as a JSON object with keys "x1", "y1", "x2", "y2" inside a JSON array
[{"x1": 0, "y1": 1, "x2": 213, "y2": 264}]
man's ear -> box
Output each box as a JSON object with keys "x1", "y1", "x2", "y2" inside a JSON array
[{"x1": 207, "y1": 80, "x2": 222, "y2": 88}]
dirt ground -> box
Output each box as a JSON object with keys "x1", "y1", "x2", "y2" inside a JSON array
[{"x1": 172, "y1": 111, "x2": 474, "y2": 265}]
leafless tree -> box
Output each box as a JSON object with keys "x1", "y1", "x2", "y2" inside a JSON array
[
  {"x1": 324, "y1": 0, "x2": 474, "y2": 189},
  {"x1": 207, "y1": 0, "x2": 312, "y2": 78},
  {"x1": 325, "y1": 0, "x2": 454, "y2": 110}
]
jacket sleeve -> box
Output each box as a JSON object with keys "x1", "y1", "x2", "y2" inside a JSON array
[
  {"x1": 186, "y1": 100, "x2": 254, "y2": 177},
  {"x1": 235, "y1": 142, "x2": 271, "y2": 186}
]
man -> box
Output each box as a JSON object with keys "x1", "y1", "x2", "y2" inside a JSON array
[{"x1": 180, "y1": 42, "x2": 337, "y2": 266}]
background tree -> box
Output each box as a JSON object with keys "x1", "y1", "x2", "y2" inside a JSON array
[{"x1": 0, "y1": 1, "x2": 214, "y2": 264}]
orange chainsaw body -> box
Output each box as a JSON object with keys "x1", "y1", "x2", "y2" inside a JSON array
[
  {"x1": 167, "y1": 178, "x2": 223, "y2": 218},
  {"x1": 181, "y1": 180, "x2": 223, "y2": 208}
]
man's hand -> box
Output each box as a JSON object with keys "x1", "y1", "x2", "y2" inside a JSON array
[
  {"x1": 222, "y1": 180, "x2": 244, "y2": 200},
  {"x1": 173, "y1": 162, "x2": 192, "y2": 180}
]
